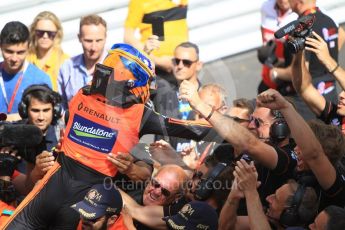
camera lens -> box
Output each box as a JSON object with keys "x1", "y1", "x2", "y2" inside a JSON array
[{"x1": 287, "y1": 38, "x2": 305, "y2": 54}]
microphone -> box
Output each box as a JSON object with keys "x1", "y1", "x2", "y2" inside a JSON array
[
  {"x1": 0, "y1": 123, "x2": 43, "y2": 147},
  {"x1": 274, "y1": 20, "x2": 299, "y2": 39}
]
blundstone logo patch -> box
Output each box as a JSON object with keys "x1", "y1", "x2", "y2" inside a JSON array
[{"x1": 68, "y1": 114, "x2": 118, "y2": 153}]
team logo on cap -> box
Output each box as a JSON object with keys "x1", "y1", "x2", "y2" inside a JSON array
[
  {"x1": 179, "y1": 204, "x2": 194, "y2": 219},
  {"x1": 86, "y1": 189, "x2": 102, "y2": 206}
]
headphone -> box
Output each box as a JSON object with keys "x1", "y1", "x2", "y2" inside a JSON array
[
  {"x1": 269, "y1": 110, "x2": 290, "y2": 144},
  {"x1": 279, "y1": 182, "x2": 306, "y2": 227},
  {"x1": 194, "y1": 162, "x2": 227, "y2": 201},
  {"x1": 18, "y1": 84, "x2": 62, "y2": 124}
]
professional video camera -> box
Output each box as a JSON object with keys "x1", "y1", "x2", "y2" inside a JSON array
[
  {"x1": 274, "y1": 14, "x2": 315, "y2": 54},
  {"x1": 0, "y1": 121, "x2": 43, "y2": 164},
  {"x1": 0, "y1": 122, "x2": 42, "y2": 203}
]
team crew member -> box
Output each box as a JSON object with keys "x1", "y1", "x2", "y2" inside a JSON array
[
  {"x1": 72, "y1": 184, "x2": 127, "y2": 230},
  {"x1": 4, "y1": 44, "x2": 217, "y2": 229},
  {"x1": 257, "y1": 89, "x2": 345, "y2": 211},
  {"x1": 291, "y1": 33, "x2": 345, "y2": 134},
  {"x1": 272, "y1": 0, "x2": 345, "y2": 105}
]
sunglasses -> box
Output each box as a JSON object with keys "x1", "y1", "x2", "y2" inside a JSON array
[
  {"x1": 224, "y1": 115, "x2": 250, "y2": 123},
  {"x1": 172, "y1": 58, "x2": 198, "y2": 68},
  {"x1": 150, "y1": 178, "x2": 171, "y2": 197},
  {"x1": 35, "y1": 29, "x2": 57, "y2": 39},
  {"x1": 249, "y1": 115, "x2": 270, "y2": 128}
]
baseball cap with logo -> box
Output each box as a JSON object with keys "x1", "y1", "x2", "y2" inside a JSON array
[
  {"x1": 71, "y1": 184, "x2": 123, "y2": 220},
  {"x1": 163, "y1": 201, "x2": 218, "y2": 230}
]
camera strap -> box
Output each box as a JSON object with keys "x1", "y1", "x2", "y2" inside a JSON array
[{"x1": 0, "y1": 61, "x2": 29, "y2": 113}]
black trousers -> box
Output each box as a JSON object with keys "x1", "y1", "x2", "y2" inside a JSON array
[{"x1": 4, "y1": 154, "x2": 107, "y2": 230}]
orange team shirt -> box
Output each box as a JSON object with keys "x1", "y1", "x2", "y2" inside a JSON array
[
  {"x1": 62, "y1": 90, "x2": 144, "y2": 177},
  {"x1": 76, "y1": 214, "x2": 128, "y2": 230},
  {"x1": 0, "y1": 201, "x2": 15, "y2": 228}
]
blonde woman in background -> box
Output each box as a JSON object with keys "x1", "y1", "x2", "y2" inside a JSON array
[{"x1": 27, "y1": 11, "x2": 69, "y2": 91}]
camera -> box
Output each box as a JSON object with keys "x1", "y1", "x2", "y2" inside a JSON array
[
  {"x1": 274, "y1": 14, "x2": 315, "y2": 54},
  {"x1": 0, "y1": 121, "x2": 43, "y2": 163},
  {"x1": 257, "y1": 40, "x2": 279, "y2": 68}
]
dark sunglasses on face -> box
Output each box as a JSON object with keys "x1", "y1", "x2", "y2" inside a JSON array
[
  {"x1": 249, "y1": 115, "x2": 271, "y2": 128},
  {"x1": 224, "y1": 115, "x2": 250, "y2": 123},
  {"x1": 172, "y1": 58, "x2": 198, "y2": 68},
  {"x1": 150, "y1": 178, "x2": 171, "y2": 197},
  {"x1": 35, "y1": 29, "x2": 57, "y2": 39}
]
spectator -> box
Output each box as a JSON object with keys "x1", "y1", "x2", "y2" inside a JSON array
[
  {"x1": 58, "y1": 14, "x2": 107, "y2": 109},
  {"x1": 309, "y1": 205, "x2": 345, "y2": 230},
  {"x1": 142, "y1": 164, "x2": 187, "y2": 207},
  {"x1": 0, "y1": 21, "x2": 52, "y2": 120},
  {"x1": 27, "y1": 11, "x2": 69, "y2": 91},
  {"x1": 180, "y1": 83, "x2": 228, "y2": 168},
  {"x1": 179, "y1": 80, "x2": 298, "y2": 213},
  {"x1": 291, "y1": 34, "x2": 345, "y2": 134},
  {"x1": 71, "y1": 184, "x2": 125, "y2": 230},
  {"x1": 258, "y1": 0, "x2": 297, "y2": 94},
  {"x1": 0, "y1": 84, "x2": 62, "y2": 224},
  {"x1": 120, "y1": 157, "x2": 233, "y2": 230},
  {"x1": 271, "y1": 0, "x2": 345, "y2": 119},
  {"x1": 15, "y1": 84, "x2": 63, "y2": 190},
  {"x1": 305, "y1": 32, "x2": 345, "y2": 91},
  {"x1": 225, "y1": 98, "x2": 254, "y2": 128},
  {"x1": 124, "y1": 0, "x2": 189, "y2": 87},
  {"x1": 195, "y1": 83, "x2": 228, "y2": 121},
  {"x1": 257, "y1": 89, "x2": 345, "y2": 211},
  {"x1": 265, "y1": 179, "x2": 318, "y2": 229},
  {"x1": 260, "y1": 0, "x2": 298, "y2": 44},
  {"x1": 119, "y1": 164, "x2": 188, "y2": 230},
  {"x1": 220, "y1": 161, "x2": 318, "y2": 229},
  {"x1": 220, "y1": 159, "x2": 271, "y2": 230},
  {"x1": 154, "y1": 42, "x2": 203, "y2": 151}
]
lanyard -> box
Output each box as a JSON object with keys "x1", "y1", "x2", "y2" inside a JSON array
[{"x1": 0, "y1": 61, "x2": 28, "y2": 113}]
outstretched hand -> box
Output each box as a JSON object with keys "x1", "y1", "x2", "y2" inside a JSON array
[
  {"x1": 178, "y1": 80, "x2": 201, "y2": 109},
  {"x1": 108, "y1": 152, "x2": 134, "y2": 175},
  {"x1": 34, "y1": 151, "x2": 55, "y2": 176},
  {"x1": 181, "y1": 145, "x2": 199, "y2": 170},
  {"x1": 234, "y1": 159, "x2": 260, "y2": 194},
  {"x1": 143, "y1": 35, "x2": 160, "y2": 55},
  {"x1": 256, "y1": 89, "x2": 289, "y2": 111}
]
